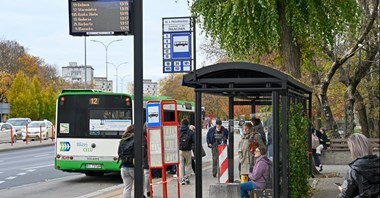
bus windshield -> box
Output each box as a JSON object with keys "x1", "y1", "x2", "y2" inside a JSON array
[{"x1": 56, "y1": 93, "x2": 132, "y2": 139}]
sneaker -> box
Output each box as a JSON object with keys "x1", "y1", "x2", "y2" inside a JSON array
[
  {"x1": 180, "y1": 178, "x2": 186, "y2": 185},
  {"x1": 213, "y1": 174, "x2": 217, "y2": 178},
  {"x1": 185, "y1": 176, "x2": 190, "y2": 184},
  {"x1": 319, "y1": 165, "x2": 323, "y2": 172},
  {"x1": 147, "y1": 192, "x2": 151, "y2": 197}
]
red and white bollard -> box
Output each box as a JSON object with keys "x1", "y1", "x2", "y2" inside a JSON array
[
  {"x1": 40, "y1": 125, "x2": 42, "y2": 143},
  {"x1": 51, "y1": 125, "x2": 55, "y2": 142},
  {"x1": 218, "y1": 144, "x2": 229, "y2": 183},
  {"x1": 26, "y1": 125, "x2": 29, "y2": 144},
  {"x1": 10, "y1": 127, "x2": 14, "y2": 146}
]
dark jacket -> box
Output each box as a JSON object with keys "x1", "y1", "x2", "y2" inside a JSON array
[
  {"x1": 118, "y1": 133, "x2": 134, "y2": 168},
  {"x1": 339, "y1": 155, "x2": 380, "y2": 198},
  {"x1": 143, "y1": 128, "x2": 149, "y2": 169},
  {"x1": 206, "y1": 126, "x2": 228, "y2": 148},
  {"x1": 179, "y1": 124, "x2": 195, "y2": 151},
  {"x1": 248, "y1": 155, "x2": 271, "y2": 189}
]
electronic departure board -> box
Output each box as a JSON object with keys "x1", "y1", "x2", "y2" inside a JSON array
[{"x1": 69, "y1": 0, "x2": 131, "y2": 36}]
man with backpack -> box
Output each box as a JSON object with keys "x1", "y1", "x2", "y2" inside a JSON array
[
  {"x1": 118, "y1": 124, "x2": 135, "y2": 198},
  {"x1": 206, "y1": 119, "x2": 229, "y2": 178},
  {"x1": 179, "y1": 118, "x2": 195, "y2": 185}
]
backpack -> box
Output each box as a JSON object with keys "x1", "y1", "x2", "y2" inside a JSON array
[
  {"x1": 118, "y1": 137, "x2": 134, "y2": 167},
  {"x1": 179, "y1": 130, "x2": 192, "y2": 151}
]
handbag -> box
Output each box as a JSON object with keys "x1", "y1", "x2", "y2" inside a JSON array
[{"x1": 192, "y1": 145, "x2": 206, "y2": 157}]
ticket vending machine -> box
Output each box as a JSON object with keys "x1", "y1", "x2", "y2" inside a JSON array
[{"x1": 146, "y1": 100, "x2": 180, "y2": 198}]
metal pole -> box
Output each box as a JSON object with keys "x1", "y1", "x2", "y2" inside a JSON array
[
  {"x1": 105, "y1": 48, "x2": 108, "y2": 80},
  {"x1": 192, "y1": 16, "x2": 197, "y2": 80},
  {"x1": 133, "y1": 0, "x2": 144, "y2": 197},
  {"x1": 272, "y1": 91, "x2": 280, "y2": 198},
  {"x1": 282, "y1": 93, "x2": 289, "y2": 197},
  {"x1": 116, "y1": 67, "x2": 118, "y2": 92},
  {"x1": 195, "y1": 91, "x2": 202, "y2": 198},
  {"x1": 84, "y1": 36, "x2": 87, "y2": 88},
  {"x1": 228, "y1": 96, "x2": 234, "y2": 182}
]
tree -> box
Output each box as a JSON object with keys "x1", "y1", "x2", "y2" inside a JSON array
[
  {"x1": 30, "y1": 76, "x2": 42, "y2": 120},
  {"x1": 41, "y1": 85, "x2": 58, "y2": 122},
  {"x1": 307, "y1": 0, "x2": 378, "y2": 130},
  {"x1": 158, "y1": 74, "x2": 194, "y2": 101},
  {"x1": 191, "y1": 0, "x2": 359, "y2": 78},
  {"x1": 0, "y1": 40, "x2": 26, "y2": 74},
  {"x1": 0, "y1": 71, "x2": 13, "y2": 103},
  {"x1": 7, "y1": 72, "x2": 33, "y2": 118}
]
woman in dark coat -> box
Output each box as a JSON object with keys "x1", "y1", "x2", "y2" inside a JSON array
[{"x1": 339, "y1": 133, "x2": 380, "y2": 198}]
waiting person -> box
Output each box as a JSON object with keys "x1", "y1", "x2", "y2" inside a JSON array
[
  {"x1": 315, "y1": 128, "x2": 328, "y2": 171},
  {"x1": 118, "y1": 125, "x2": 135, "y2": 198},
  {"x1": 206, "y1": 119, "x2": 228, "y2": 178},
  {"x1": 311, "y1": 128, "x2": 322, "y2": 171},
  {"x1": 338, "y1": 133, "x2": 380, "y2": 198},
  {"x1": 238, "y1": 122, "x2": 252, "y2": 182},
  {"x1": 240, "y1": 147, "x2": 271, "y2": 198},
  {"x1": 143, "y1": 123, "x2": 151, "y2": 197},
  {"x1": 249, "y1": 118, "x2": 266, "y2": 169},
  {"x1": 190, "y1": 125, "x2": 206, "y2": 174},
  {"x1": 178, "y1": 118, "x2": 195, "y2": 185}
]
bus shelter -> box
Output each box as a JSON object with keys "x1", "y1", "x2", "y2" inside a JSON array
[{"x1": 182, "y1": 62, "x2": 312, "y2": 198}]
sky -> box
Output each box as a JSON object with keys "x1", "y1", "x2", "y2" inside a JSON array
[{"x1": 0, "y1": 0, "x2": 208, "y2": 92}]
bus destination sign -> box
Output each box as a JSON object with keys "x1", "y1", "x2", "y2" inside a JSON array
[{"x1": 69, "y1": 0, "x2": 131, "y2": 36}]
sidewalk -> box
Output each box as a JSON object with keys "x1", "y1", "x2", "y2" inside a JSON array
[
  {"x1": 313, "y1": 165, "x2": 349, "y2": 198},
  {"x1": 0, "y1": 139, "x2": 54, "y2": 152},
  {"x1": 80, "y1": 164, "x2": 349, "y2": 198},
  {"x1": 0, "y1": 137, "x2": 350, "y2": 198}
]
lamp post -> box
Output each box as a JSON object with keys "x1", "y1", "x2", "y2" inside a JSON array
[
  {"x1": 108, "y1": 62, "x2": 128, "y2": 92},
  {"x1": 114, "y1": 74, "x2": 130, "y2": 93},
  {"x1": 90, "y1": 39, "x2": 122, "y2": 80}
]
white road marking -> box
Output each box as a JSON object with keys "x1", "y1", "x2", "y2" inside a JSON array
[
  {"x1": 26, "y1": 169, "x2": 35, "y2": 172},
  {"x1": 0, "y1": 181, "x2": 5, "y2": 184},
  {"x1": 5, "y1": 176, "x2": 16, "y2": 180},
  {"x1": 22, "y1": 164, "x2": 53, "y2": 170},
  {"x1": 0, "y1": 172, "x2": 3, "y2": 174},
  {"x1": 17, "y1": 173, "x2": 27, "y2": 176}
]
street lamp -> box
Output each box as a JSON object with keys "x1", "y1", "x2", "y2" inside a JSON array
[
  {"x1": 90, "y1": 39, "x2": 123, "y2": 80},
  {"x1": 108, "y1": 62, "x2": 128, "y2": 92},
  {"x1": 114, "y1": 74, "x2": 131, "y2": 93}
]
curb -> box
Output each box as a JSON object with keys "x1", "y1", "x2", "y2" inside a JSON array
[{"x1": 0, "y1": 142, "x2": 55, "y2": 153}]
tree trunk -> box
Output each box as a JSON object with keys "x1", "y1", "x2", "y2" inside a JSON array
[
  {"x1": 277, "y1": 1, "x2": 301, "y2": 78},
  {"x1": 354, "y1": 92, "x2": 369, "y2": 137},
  {"x1": 309, "y1": 64, "x2": 323, "y2": 129},
  {"x1": 344, "y1": 85, "x2": 356, "y2": 137},
  {"x1": 318, "y1": 92, "x2": 337, "y2": 131}
]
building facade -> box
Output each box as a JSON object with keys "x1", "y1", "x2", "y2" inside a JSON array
[
  {"x1": 94, "y1": 77, "x2": 113, "y2": 92},
  {"x1": 127, "y1": 79, "x2": 158, "y2": 96},
  {"x1": 62, "y1": 62, "x2": 94, "y2": 84}
]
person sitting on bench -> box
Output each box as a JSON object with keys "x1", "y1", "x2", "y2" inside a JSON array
[{"x1": 240, "y1": 146, "x2": 270, "y2": 198}]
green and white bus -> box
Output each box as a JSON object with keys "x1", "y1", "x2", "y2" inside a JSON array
[
  {"x1": 54, "y1": 89, "x2": 194, "y2": 176},
  {"x1": 55, "y1": 90, "x2": 133, "y2": 176}
]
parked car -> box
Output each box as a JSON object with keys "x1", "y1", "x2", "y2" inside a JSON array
[
  {"x1": 6, "y1": 118, "x2": 31, "y2": 140},
  {"x1": 21, "y1": 120, "x2": 54, "y2": 141},
  {"x1": 0, "y1": 123, "x2": 17, "y2": 143}
]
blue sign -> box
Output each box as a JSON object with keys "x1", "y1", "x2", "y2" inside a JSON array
[
  {"x1": 146, "y1": 103, "x2": 161, "y2": 127},
  {"x1": 162, "y1": 17, "x2": 192, "y2": 73},
  {"x1": 60, "y1": 142, "x2": 71, "y2": 152}
]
